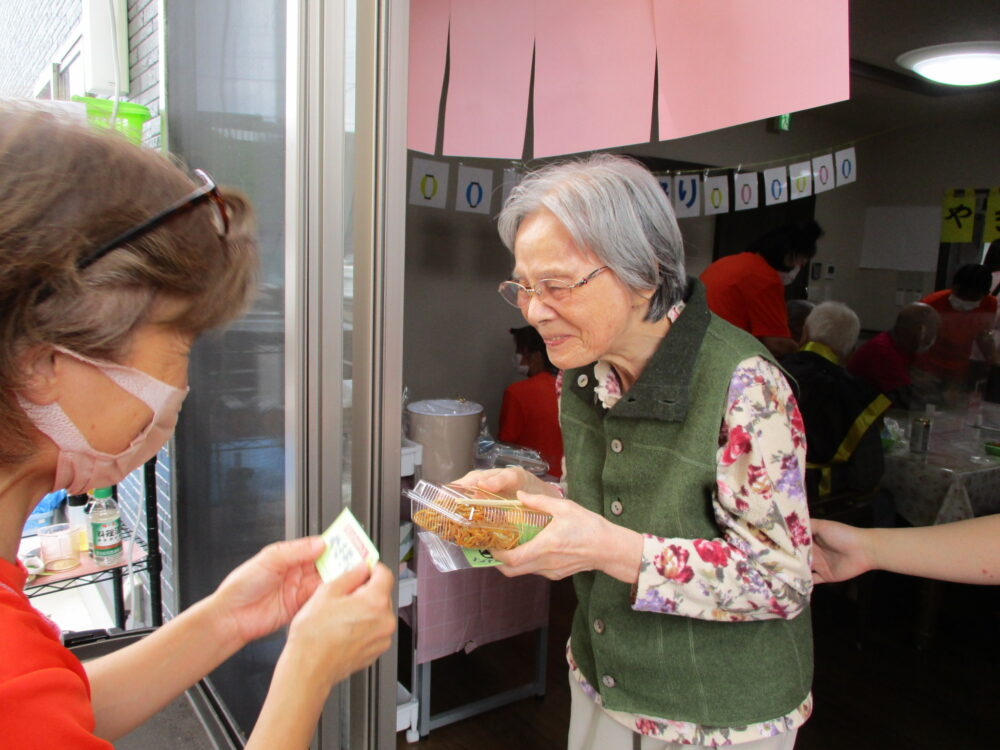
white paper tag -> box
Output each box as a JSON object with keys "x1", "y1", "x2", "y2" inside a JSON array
[{"x1": 315, "y1": 507, "x2": 380, "y2": 583}]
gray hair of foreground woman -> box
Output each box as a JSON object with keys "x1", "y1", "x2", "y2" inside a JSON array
[
  {"x1": 0, "y1": 107, "x2": 258, "y2": 464},
  {"x1": 497, "y1": 153, "x2": 686, "y2": 322}
]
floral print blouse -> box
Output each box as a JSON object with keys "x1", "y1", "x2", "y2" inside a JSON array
[{"x1": 559, "y1": 302, "x2": 814, "y2": 747}]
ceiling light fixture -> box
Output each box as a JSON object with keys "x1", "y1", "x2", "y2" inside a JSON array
[{"x1": 896, "y1": 41, "x2": 1000, "y2": 86}]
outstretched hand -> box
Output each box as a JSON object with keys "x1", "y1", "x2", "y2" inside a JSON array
[
  {"x1": 210, "y1": 536, "x2": 329, "y2": 647},
  {"x1": 284, "y1": 561, "x2": 397, "y2": 688},
  {"x1": 811, "y1": 519, "x2": 874, "y2": 584}
]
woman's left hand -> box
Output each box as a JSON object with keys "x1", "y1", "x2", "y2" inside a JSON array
[
  {"x1": 493, "y1": 491, "x2": 643, "y2": 583},
  {"x1": 209, "y1": 536, "x2": 328, "y2": 647}
]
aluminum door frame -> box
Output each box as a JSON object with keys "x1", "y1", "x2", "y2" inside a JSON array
[{"x1": 285, "y1": 1, "x2": 408, "y2": 747}]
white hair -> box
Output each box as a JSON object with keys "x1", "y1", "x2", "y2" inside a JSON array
[
  {"x1": 497, "y1": 154, "x2": 686, "y2": 322},
  {"x1": 805, "y1": 301, "x2": 860, "y2": 360}
]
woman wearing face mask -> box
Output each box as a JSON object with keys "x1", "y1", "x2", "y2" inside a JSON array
[
  {"x1": 0, "y1": 108, "x2": 395, "y2": 749},
  {"x1": 700, "y1": 219, "x2": 824, "y2": 358},
  {"x1": 912, "y1": 263, "x2": 999, "y2": 401}
]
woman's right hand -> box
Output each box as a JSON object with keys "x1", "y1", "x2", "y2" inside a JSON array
[
  {"x1": 282, "y1": 562, "x2": 396, "y2": 690},
  {"x1": 453, "y1": 465, "x2": 562, "y2": 499}
]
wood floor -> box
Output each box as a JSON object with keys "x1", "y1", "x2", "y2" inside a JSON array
[{"x1": 396, "y1": 572, "x2": 1000, "y2": 749}]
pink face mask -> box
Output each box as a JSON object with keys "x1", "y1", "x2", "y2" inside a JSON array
[{"x1": 17, "y1": 346, "x2": 189, "y2": 494}]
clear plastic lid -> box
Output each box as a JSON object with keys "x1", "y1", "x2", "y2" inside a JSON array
[
  {"x1": 406, "y1": 398, "x2": 484, "y2": 417},
  {"x1": 405, "y1": 480, "x2": 551, "y2": 550}
]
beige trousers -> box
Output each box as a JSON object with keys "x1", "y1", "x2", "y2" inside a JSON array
[{"x1": 567, "y1": 673, "x2": 799, "y2": 750}]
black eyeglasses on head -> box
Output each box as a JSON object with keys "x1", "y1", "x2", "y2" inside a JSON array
[{"x1": 76, "y1": 168, "x2": 229, "y2": 271}]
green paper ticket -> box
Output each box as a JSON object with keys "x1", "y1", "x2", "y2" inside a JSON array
[{"x1": 316, "y1": 507, "x2": 380, "y2": 582}]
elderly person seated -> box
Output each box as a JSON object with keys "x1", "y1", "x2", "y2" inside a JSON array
[
  {"x1": 0, "y1": 108, "x2": 395, "y2": 749},
  {"x1": 462, "y1": 154, "x2": 813, "y2": 750},
  {"x1": 847, "y1": 302, "x2": 940, "y2": 409},
  {"x1": 782, "y1": 302, "x2": 890, "y2": 503}
]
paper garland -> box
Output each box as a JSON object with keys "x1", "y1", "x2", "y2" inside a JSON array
[{"x1": 408, "y1": 147, "x2": 860, "y2": 216}]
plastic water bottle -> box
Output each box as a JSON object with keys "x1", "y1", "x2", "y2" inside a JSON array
[{"x1": 89, "y1": 487, "x2": 123, "y2": 566}]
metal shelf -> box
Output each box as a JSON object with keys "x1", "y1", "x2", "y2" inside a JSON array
[{"x1": 25, "y1": 525, "x2": 149, "y2": 598}]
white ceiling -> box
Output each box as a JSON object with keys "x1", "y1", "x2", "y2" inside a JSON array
[{"x1": 830, "y1": 0, "x2": 1000, "y2": 131}]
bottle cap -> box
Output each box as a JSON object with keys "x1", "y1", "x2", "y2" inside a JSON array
[
  {"x1": 92, "y1": 487, "x2": 113, "y2": 499},
  {"x1": 67, "y1": 493, "x2": 90, "y2": 506}
]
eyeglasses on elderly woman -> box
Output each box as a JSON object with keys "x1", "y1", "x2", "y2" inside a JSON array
[
  {"x1": 76, "y1": 168, "x2": 229, "y2": 271},
  {"x1": 497, "y1": 266, "x2": 608, "y2": 309}
]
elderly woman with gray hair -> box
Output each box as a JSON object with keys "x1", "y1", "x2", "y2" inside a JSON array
[{"x1": 461, "y1": 154, "x2": 813, "y2": 749}]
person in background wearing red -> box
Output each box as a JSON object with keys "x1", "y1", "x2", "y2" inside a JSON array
[
  {"x1": 499, "y1": 325, "x2": 563, "y2": 478},
  {"x1": 701, "y1": 220, "x2": 823, "y2": 358},
  {"x1": 847, "y1": 302, "x2": 940, "y2": 410},
  {"x1": 912, "y1": 264, "x2": 999, "y2": 403}
]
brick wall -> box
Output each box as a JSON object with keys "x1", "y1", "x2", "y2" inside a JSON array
[
  {"x1": 117, "y1": 0, "x2": 172, "y2": 621},
  {"x1": 126, "y1": 0, "x2": 161, "y2": 148},
  {"x1": 0, "y1": 0, "x2": 81, "y2": 96}
]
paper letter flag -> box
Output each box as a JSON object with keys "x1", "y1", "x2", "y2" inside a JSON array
[
  {"x1": 673, "y1": 175, "x2": 701, "y2": 217},
  {"x1": 788, "y1": 162, "x2": 813, "y2": 200},
  {"x1": 763, "y1": 166, "x2": 789, "y2": 205},
  {"x1": 812, "y1": 154, "x2": 836, "y2": 194},
  {"x1": 734, "y1": 173, "x2": 759, "y2": 211},
  {"x1": 703, "y1": 176, "x2": 729, "y2": 215},
  {"x1": 409, "y1": 158, "x2": 450, "y2": 209},
  {"x1": 455, "y1": 165, "x2": 494, "y2": 214}
]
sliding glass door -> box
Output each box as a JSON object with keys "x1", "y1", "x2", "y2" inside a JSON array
[{"x1": 167, "y1": 0, "x2": 408, "y2": 745}]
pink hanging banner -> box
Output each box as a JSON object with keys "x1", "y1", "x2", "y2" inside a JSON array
[
  {"x1": 533, "y1": 0, "x2": 657, "y2": 158},
  {"x1": 654, "y1": 0, "x2": 849, "y2": 141},
  {"x1": 443, "y1": 0, "x2": 535, "y2": 159},
  {"x1": 407, "y1": 0, "x2": 451, "y2": 154}
]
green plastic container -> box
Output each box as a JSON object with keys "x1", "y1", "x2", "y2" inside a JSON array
[{"x1": 71, "y1": 95, "x2": 151, "y2": 145}]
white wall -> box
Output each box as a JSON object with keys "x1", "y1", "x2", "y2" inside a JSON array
[{"x1": 403, "y1": 105, "x2": 998, "y2": 430}]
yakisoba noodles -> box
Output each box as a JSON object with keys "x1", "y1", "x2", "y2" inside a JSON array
[
  {"x1": 408, "y1": 480, "x2": 551, "y2": 550},
  {"x1": 412, "y1": 503, "x2": 522, "y2": 550}
]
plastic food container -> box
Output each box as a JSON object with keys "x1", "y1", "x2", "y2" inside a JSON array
[{"x1": 406, "y1": 480, "x2": 551, "y2": 550}]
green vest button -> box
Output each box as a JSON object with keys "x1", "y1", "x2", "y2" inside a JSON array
[
  {"x1": 577, "y1": 374, "x2": 589, "y2": 388},
  {"x1": 593, "y1": 618, "x2": 605, "y2": 634},
  {"x1": 610, "y1": 500, "x2": 623, "y2": 516},
  {"x1": 601, "y1": 674, "x2": 616, "y2": 688},
  {"x1": 610, "y1": 438, "x2": 623, "y2": 453}
]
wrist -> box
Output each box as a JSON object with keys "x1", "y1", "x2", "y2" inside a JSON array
[
  {"x1": 198, "y1": 590, "x2": 250, "y2": 654},
  {"x1": 598, "y1": 523, "x2": 644, "y2": 584},
  {"x1": 860, "y1": 527, "x2": 882, "y2": 574}
]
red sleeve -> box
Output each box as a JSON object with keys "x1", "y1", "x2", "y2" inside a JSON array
[
  {"x1": 746, "y1": 275, "x2": 792, "y2": 339},
  {"x1": 498, "y1": 386, "x2": 525, "y2": 444}
]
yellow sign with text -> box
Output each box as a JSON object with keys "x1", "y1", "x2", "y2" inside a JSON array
[
  {"x1": 940, "y1": 189, "x2": 975, "y2": 243},
  {"x1": 984, "y1": 187, "x2": 1000, "y2": 244}
]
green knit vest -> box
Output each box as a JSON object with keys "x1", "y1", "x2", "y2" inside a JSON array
[{"x1": 561, "y1": 280, "x2": 813, "y2": 727}]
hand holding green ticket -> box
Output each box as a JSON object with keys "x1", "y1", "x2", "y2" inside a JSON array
[{"x1": 315, "y1": 507, "x2": 380, "y2": 582}]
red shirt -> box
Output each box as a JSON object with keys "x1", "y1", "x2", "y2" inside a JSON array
[
  {"x1": 847, "y1": 331, "x2": 913, "y2": 394},
  {"x1": 915, "y1": 289, "x2": 997, "y2": 379},
  {"x1": 700, "y1": 252, "x2": 792, "y2": 338},
  {"x1": 498, "y1": 371, "x2": 563, "y2": 478},
  {"x1": 0, "y1": 557, "x2": 111, "y2": 748}
]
